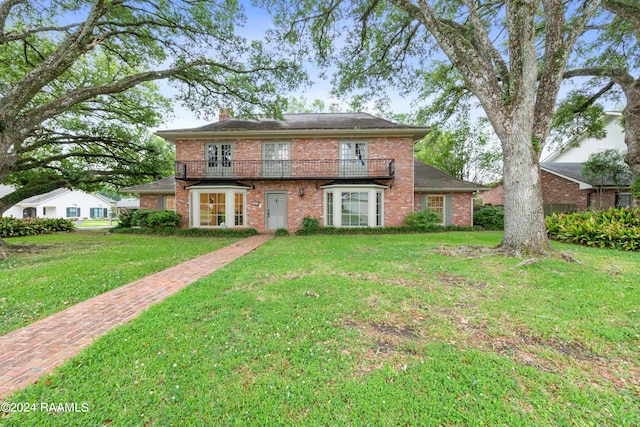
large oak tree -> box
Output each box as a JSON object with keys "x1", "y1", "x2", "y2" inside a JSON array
[
  {"x1": 263, "y1": 0, "x2": 600, "y2": 256},
  {"x1": 0, "y1": 0, "x2": 304, "y2": 218}
]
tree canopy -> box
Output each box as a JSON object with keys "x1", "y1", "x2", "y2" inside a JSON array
[
  {"x1": 0, "y1": 0, "x2": 304, "y2": 215},
  {"x1": 555, "y1": 0, "x2": 640, "y2": 182}
]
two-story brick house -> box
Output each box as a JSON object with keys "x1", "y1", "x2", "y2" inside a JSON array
[{"x1": 124, "y1": 112, "x2": 484, "y2": 231}]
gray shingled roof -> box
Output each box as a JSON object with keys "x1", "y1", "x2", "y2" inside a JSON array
[
  {"x1": 163, "y1": 113, "x2": 414, "y2": 132},
  {"x1": 540, "y1": 162, "x2": 632, "y2": 187},
  {"x1": 414, "y1": 160, "x2": 487, "y2": 192},
  {"x1": 121, "y1": 175, "x2": 176, "y2": 194},
  {"x1": 17, "y1": 188, "x2": 69, "y2": 204}
]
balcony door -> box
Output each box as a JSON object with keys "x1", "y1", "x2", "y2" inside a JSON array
[
  {"x1": 206, "y1": 143, "x2": 232, "y2": 177},
  {"x1": 263, "y1": 142, "x2": 290, "y2": 177},
  {"x1": 340, "y1": 141, "x2": 368, "y2": 176}
]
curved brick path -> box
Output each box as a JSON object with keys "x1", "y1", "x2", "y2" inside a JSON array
[{"x1": 0, "y1": 234, "x2": 273, "y2": 400}]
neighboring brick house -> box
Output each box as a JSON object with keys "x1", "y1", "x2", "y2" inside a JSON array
[
  {"x1": 478, "y1": 112, "x2": 633, "y2": 212},
  {"x1": 123, "y1": 113, "x2": 484, "y2": 231}
]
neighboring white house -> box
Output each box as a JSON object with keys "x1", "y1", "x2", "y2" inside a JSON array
[
  {"x1": 541, "y1": 112, "x2": 626, "y2": 162},
  {"x1": 2, "y1": 188, "x2": 115, "y2": 219}
]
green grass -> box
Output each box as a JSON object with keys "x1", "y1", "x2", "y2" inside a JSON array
[
  {"x1": 2, "y1": 232, "x2": 639, "y2": 426},
  {"x1": 0, "y1": 231, "x2": 239, "y2": 335}
]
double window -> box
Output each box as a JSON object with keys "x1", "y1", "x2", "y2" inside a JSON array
[
  {"x1": 66, "y1": 207, "x2": 81, "y2": 218},
  {"x1": 324, "y1": 184, "x2": 384, "y2": 227},
  {"x1": 90, "y1": 208, "x2": 109, "y2": 219},
  {"x1": 190, "y1": 187, "x2": 246, "y2": 228}
]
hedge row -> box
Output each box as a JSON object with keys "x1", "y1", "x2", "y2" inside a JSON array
[
  {"x1": 112, "y1": 227, "x2": 259, "y2": 238},
  {"x1": 546, "y1": 207, "x2": 640, "y2": 251},
  {"x1": 295, "y1": 224, "x2": 482, "y2": 236},
  {"x1": 0, "y1": 217, "x2": 75, "y2": 238}
]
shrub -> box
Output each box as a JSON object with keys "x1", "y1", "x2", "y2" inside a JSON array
[
  {"x1": 403, "y1": 210, "x2": 440, "y2": 227},
  {"x1": 131, "y1": 210, "x2": 154, "y2": 227},
  {"x1": 147, "y1": 210, "x2": 183, "y2": 229},
  {"x1": 301, "y1": 216, "x2": 320, "y2": 231},
  {"x1": 473, "y1": 206, "x2": 504, "y2": 230},
  {"x1": 275, "y1": 228, "x2": 289, "y2": 236},
  {"x1": 546, "y1": 207, "x2": 640, "y2": 251},
  {"x1": 117, "y1": 209, "x2": 136, "y2": 228},
  {"x1": 112, "y1": 227, "x2": 258, "y2": 238},
  {"x1": 0, "y1": 217, "x2": 75, "y2": 238}
]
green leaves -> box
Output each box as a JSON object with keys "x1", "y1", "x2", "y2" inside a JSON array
[{"x1": 546, "y1": 208, "x2": 640, "y2": 251}]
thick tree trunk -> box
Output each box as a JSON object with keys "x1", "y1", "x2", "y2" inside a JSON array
[
  {"x1": 622, "y1": 80, "x2": 640, "y2": 181},
  {"x1": 498, "y1": 125, "x2": 552, "y2": 257}
]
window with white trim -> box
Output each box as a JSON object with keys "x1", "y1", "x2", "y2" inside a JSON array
[
  {"x1": 190, "y1": 187, "x2": 247, "y2": 228},
  {"x1": 205, "y1": 143, "x2": 233, "y2": 177},
  {"x1": 324, "y1": 185, "x2": 384, "y2": 227},
  {"x1": 339, "y1": 141, "x2": 368, "y2": 176},
  {"x1": 263, "y1": 142, "x2": 290, "y2": 177}
]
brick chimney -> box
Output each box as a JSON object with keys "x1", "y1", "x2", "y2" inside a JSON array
[{"x1": 219, "y1": 108, "x2": 232, "y2": 122}]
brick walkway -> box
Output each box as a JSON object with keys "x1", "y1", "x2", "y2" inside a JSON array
[{"x1": 0, "y1": 234, "x2": 273, "y2": 400}]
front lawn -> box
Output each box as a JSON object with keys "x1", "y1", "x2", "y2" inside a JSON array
[
  {"x1": 0, "y1": 232, "x2": 239, "y2": 335},
  {"x1": 2, "y1": 232, "x2": 639, "y2": 425}
]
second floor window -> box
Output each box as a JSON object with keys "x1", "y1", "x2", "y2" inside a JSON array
[
  {"x1": 340, "y1": 141, "x2": 368, "y2": 176},
  {"x1": 206, "y1": 143, "x2": 232, "y2": 176},
  {"x1": 263, "y1": 142, "x2": 290, "y2": 177}
]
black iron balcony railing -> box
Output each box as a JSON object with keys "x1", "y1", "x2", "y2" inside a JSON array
[{"x1": 175, "y1": 159, "x2": 395, "y2": 180}]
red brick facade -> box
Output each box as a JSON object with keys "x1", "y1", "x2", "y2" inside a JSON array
[{"x1": 172, "y1": 137, "x2": 417, "y2": 231}]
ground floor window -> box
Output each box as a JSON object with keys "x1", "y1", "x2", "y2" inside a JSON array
[
  {"x1": 420, "y1": 194, "x2": 452, "y2": 226},
  {"x1": 161, "y1": 196, "x2": 176, "y2": 211},
  {"x1": 90, "y1": 207, "x2": 109, "y2": 219},
  {"x1": 616, "y1": 192, "x2": 633, "y2": 208},
  {"x1": 66, "y1": 207, "x2": 81, "y2": 217},
  {"x1": 190, "y1": 186, "x2": 247, "y2": 228},
  {"x1": 323, "y1": 184, "x2": 385, "y2": 227}
]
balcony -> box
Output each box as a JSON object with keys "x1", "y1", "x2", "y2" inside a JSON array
[{"x1": 175, "y1": 159, "x2": 395, "y2": 181}]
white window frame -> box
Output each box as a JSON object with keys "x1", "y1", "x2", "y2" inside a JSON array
[
  {"x1": 339, "y1": 141, "x2": 368, "y2": 176},
  {"x1": 323, "y1": 184, "x2": 385, "y2": 228},
  {"x1": 262, "y1": 141, "x2": 291, "y2": 177},
  {"x1": 205, "y1": 142, "x2": 233, "y2": 177},
  {"x1": 189, "y1": 186, "x2": 247, "y2": 228}
]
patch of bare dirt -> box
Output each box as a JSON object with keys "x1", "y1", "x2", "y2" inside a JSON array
[{"x1": 436, "y1": 272, "x2": 488, "y2": 290}]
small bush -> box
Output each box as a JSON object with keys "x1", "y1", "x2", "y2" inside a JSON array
[
  {"x1": 474, "y1": 206, "x2": 504, "y2": 230},
  {"x1": 0, "y1": 217, "x2": 75, "y2": 238},
  {"x1": 301, "y1": 216, "x2": 320, "y2": 231},
  {"x1": 275, "y1": 228, "x2": 289, "y2": 236},
  {"x1": 147, "y1": 210, "x2": 183, "y2": 229},
  {"x1": 403, "y1": 210, "x2": 440, "y2": 227},
  {"x1": 117, "y1": 209, "x2": 136, "y2": 228},
  {"x1": 546, "y1": 207, "x2": 640, "y2": 251}
]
